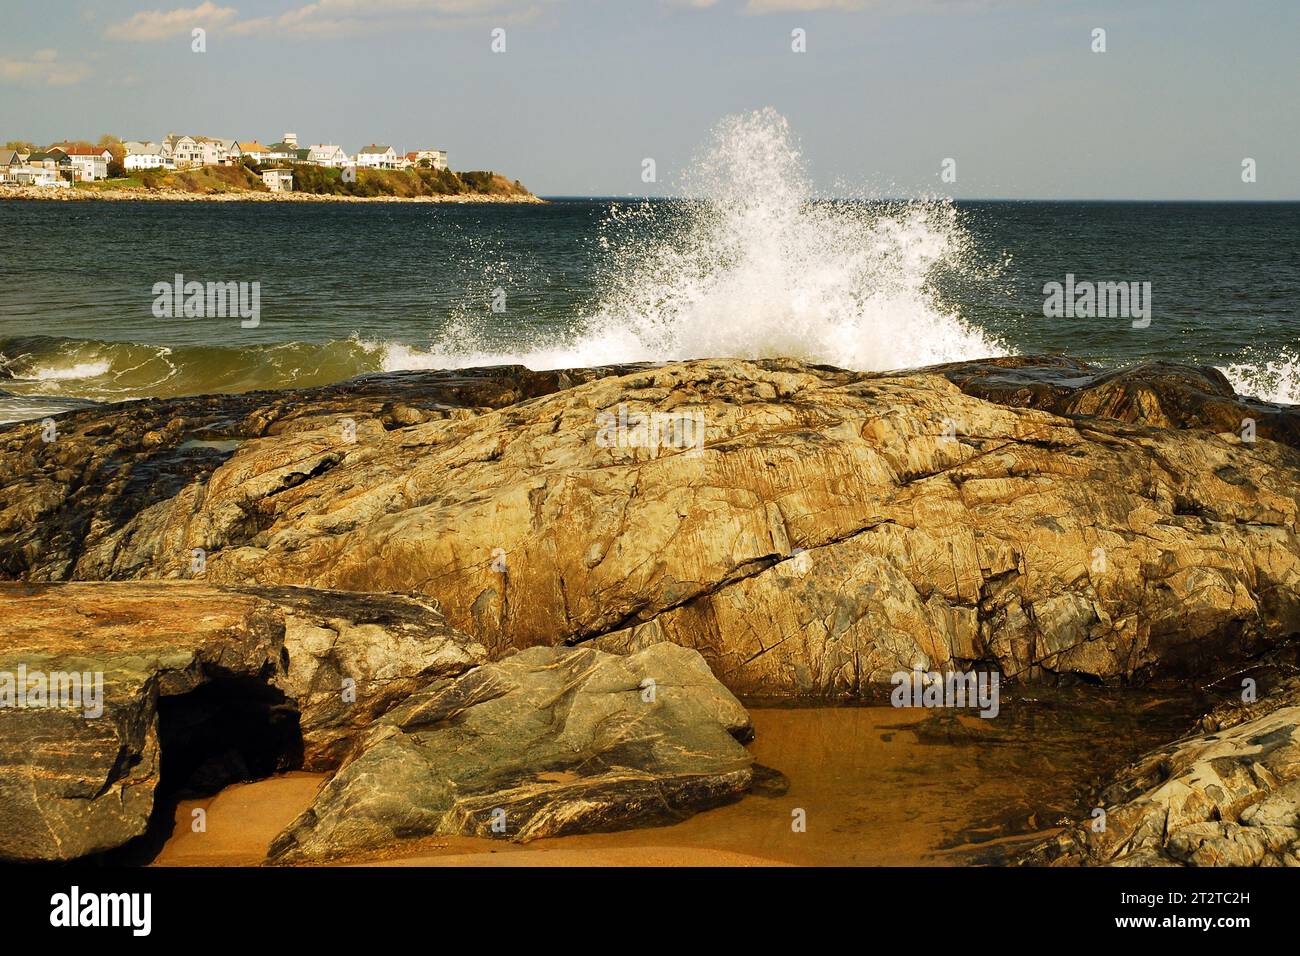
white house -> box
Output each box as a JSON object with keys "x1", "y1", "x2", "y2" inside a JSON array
[
  {"x1": 307, "y1": 144, "x2": 350, "y2": 167},
  {"x1": 70, "y1": 155, "x2": 107, "y2": 181},
  {"x1": 163, "y1": 134, "x2": 203, "y2": 168},
  {"x1": 48, "y1": 143, "x2": 113, "y2": 163},
  {"x1": 265, "y1": 141, "x2": 301, "y2": 163},
  {"x1": 0, "y1": 150, "x2": 24, "y2": 183},
  {"x1": 356, "y1": 144, "x2": 398, "y2": 169},
  {"x1": 261, "y1": 168, "x2": 294, "y2": 192},
  {"x1": 194, "y1": 137, "x2": 231, "y2": 166},
  {"x1": 410, "y1": 148, "x2": 448, "y2": 170},
  {"x1": 222, "y1": 140, "x2": 243, "y2": 166},
  {"x1": 61, "y1": 146, "x2": 108, "y2": 181},
  {"x1": 124, "y1": 144, "x2": 175, "y2": 171}
]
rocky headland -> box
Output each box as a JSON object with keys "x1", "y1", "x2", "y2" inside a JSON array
[
  {"x1": 0, "y1": 185, "x2": 544, "y2": 204},
  {"x1": 1, "y1": 356, "x2": 1297, "y2": 864}
]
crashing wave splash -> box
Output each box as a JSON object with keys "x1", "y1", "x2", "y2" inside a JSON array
[
  {"x1": 1220, "y1": 352, "x2": 1300, "y2": 406},
  {"x1": 402, "y1": 108, "x2": 1006, "y2": 372}
]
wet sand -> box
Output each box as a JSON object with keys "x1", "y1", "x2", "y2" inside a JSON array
[
  {"x1": 153, "y1": 772, "x2": 325, "y2": 866},
  {"x1": 154, "y1": 694, "x2": 1200, "y2": 867}
]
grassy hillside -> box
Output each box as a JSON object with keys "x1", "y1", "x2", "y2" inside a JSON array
[
  {"x1": 74, "y1": 165, "x2": 266, "y2": 194},
  {"x1": 166, "y1": 165, "x2": 269, "y2": 193},
  {"x1": 287, "y1": 165, "x2": 533, "y2": 198}
]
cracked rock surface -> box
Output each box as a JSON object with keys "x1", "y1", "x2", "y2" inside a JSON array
[
  {"x1": 5, "y1": 358, "x2": 1300, "y2": 696},
  {"x1": 0, "y1": 363, "x2": 639, "y2": 583},
  {"x1": 6, "y1": 358, "x2": 1292, "y2": 694}
]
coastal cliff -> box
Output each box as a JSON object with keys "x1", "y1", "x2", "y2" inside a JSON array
[{"x1": 0, "y1": 166, "x2": 541, "y2": 203}]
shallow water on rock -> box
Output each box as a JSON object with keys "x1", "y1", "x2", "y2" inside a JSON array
[{"x1": 155, "y1": 690, "x2": 1207, "y2": 867}]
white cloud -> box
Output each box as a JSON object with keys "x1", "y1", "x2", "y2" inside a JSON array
[
  {"x1": 0, "y1": 49, "x2": 93, "y2": 87},
  {"x1": 229, "y1": 0, "x2": 547, "y2": 37},
  {"x1": 102, "y1": 0, "x2": 542, "y2": 40},
  {"x1": 105, "y1": 2, "x2": 239, "y2": 41}
]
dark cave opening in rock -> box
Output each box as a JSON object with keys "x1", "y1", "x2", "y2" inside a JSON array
[
  {"x1": 157, "y1": 675, "x2": 304, "y2": 797},
  {"x1": 106, "y1": 673, "x2": 303, "y2": 864}
]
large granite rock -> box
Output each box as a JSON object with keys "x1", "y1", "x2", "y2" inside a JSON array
[
  {"x1": 268, "y1": 642, "x2": 754, "y2": 863},
  {"x1": 1022, "y1": 677, "x2": 1300, "y2": 866},
  {"x1": 3, "y1": 358, "x2": 1299, "y2": 696},
  {"x1": 0, "y1": 363, "x2": 636, "y2": 583},
  {"x1": 261, "y1": 585, "x2": 485, "y2": 770},
  {"x1": 0, "y1": 581, "x2": 481, "y2": 861}
]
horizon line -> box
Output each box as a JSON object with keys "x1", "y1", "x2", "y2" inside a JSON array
[{"x1": 539, "y1": 195, "x2": 1300, "y2": 204}]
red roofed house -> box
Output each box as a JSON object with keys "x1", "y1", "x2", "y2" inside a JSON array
[{"x1": 48, "y1": 144, "x2": 110, "y2": 181}]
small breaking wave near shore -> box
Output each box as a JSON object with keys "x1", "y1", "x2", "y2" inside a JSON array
[
  {"x1": 0, "y1": 335, "x2": 393, "y2": 404},
  {"x1": 5, "y1": 329, "x2": 1296, "y2": 427}
]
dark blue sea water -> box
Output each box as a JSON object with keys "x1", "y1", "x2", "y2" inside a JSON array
[{"x1": 1, "y1": 197, "x2": 1297, "y2": 421}]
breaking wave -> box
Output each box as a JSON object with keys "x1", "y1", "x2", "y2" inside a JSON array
[
  {"x1": 411, "y1": 108, "x2": 1008, "y2": 371},
  {"x1": 0, "y1": 335, "x2": 390, "y2": 402}
]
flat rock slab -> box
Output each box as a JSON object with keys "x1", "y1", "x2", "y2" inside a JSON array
[
  {"x1": 269, "y1": 643, "x2": 754, "y2": 863},
  {"x1": 0, "y1": 581, "x2": 482, "y2": 861}
]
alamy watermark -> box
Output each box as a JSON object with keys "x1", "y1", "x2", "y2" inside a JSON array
[
  {"x1": 890, "y1": 669, "x2": 1000, "y2": 718},
  {"x1": 1, "y1": 665, "x2": 104, "y2": 718},
  {"x1": 152, "y1": 273, "x2": 261, "y2": 328},
  {"x1": 50, "y1": 886, "x2": 150, "y2": 936},
  {"x1": 1043, "y1": 273, "x2": 1151, "y2": 328},
  {"x1": 596, "y1": 404, "x2": 705, "y2": 457}
]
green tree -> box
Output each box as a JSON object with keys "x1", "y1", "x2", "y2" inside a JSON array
[{"x1": 96, "y1": 134, "x2": 126, "y2": 166}]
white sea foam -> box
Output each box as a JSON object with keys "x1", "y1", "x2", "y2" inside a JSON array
[
  {"x1": 1221, "y1": 352, "x2": 1300, "y2": 406},
  {"x1": 25, "y1": 359, "x2": 113, "y2": 381},
  {"x1": 386, "y1": 108, "x2": 1007, "y2": 373}
]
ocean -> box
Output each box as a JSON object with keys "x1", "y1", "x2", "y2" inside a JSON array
[{"x1": 3, "y1": 124, "x2": 1298, "y2": 423}]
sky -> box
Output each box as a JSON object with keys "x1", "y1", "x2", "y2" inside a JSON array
[{"x1": 1, "y1": 0, "x2": 1297, "y2": 199}]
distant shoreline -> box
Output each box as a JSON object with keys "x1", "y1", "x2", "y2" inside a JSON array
[{"x1": 0, "y1": 185, "x2": 545, "y2": 204}]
